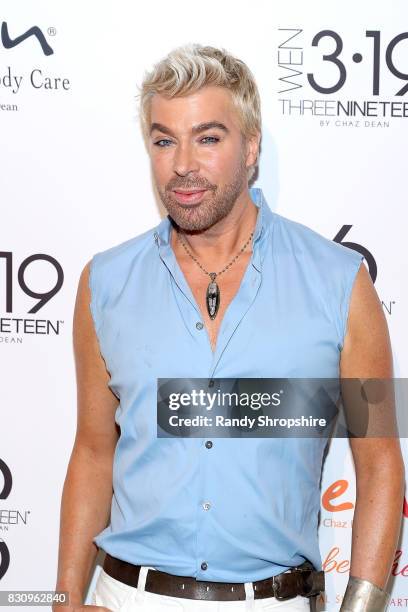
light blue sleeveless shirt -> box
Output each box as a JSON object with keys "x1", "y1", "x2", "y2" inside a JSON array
[{"x1": 89, "y1": 187, "x2": 363, "y2": 582}]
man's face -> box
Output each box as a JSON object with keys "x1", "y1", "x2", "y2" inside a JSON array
[{"x1": 147, "y1": 85, "x2": 259, "y2": 232}]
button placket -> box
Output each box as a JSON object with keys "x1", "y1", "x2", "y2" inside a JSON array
[
  {"x1": 196, "y1": 423, "x2": 216, "y2": 578},
  {"x1": 150, "y1": 190, "x2": 273, "y2": 582}
]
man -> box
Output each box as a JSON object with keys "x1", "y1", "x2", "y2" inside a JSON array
[{"x1": 54, "y1": 44, "x2": 405, "y2": 612}]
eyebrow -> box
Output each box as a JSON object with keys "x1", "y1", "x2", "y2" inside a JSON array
[{"x1": 150, "y1": 121, "x2": 230, "y2": 136}]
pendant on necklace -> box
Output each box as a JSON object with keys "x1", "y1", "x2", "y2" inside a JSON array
[{"x1": 206, "y1": 272, "x2": 220, "y2": 320}]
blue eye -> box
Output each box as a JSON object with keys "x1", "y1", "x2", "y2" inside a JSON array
[
  {"x1": 153, "y1": 139, "x2": 173, "y2": 147},
  {"x1": 201, "y1": 136, "x2": 219, "y2": 144},
  {"x1": 153, "y1": 136, "x2": 220, "y2": 147}
]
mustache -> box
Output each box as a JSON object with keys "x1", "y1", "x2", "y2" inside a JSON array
[{"x1": 165, "y1": 177, "x2": 217, "y2": 192}]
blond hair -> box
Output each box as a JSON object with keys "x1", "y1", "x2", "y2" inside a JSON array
[{"x1": 137, "y1": 43, "x2": 261, "y2": 181}]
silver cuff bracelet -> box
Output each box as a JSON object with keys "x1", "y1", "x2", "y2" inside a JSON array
[{"x1": 340, "y1": 576, "x2": 391, "y2": 612}]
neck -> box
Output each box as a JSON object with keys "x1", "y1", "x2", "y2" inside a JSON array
[{"x1": 170, "y1": 189, "x2": 258, "y2": 262}]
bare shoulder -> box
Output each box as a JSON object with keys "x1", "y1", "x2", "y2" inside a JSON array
[
  {"x1": 340, "y1": 262, "x2": 393, "y2": 378},
  {"x1": 340, "y1": 261, "x2": 404, "y2": 473},
  {"x1": 72, "y1": 260, "x2": 119, "y2": 455}
]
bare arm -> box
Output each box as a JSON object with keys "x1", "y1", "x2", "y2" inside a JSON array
[
  {"x1": 340, "y1": 262, "x2": 405, "y2": 590},
  {"x1": 54, "y1": 261, "x2": 119, "y2": 607}
]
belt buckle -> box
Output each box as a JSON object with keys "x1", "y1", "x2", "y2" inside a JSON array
[
  {"x1": 272, "y1": 575, "x2": 284, "y2": 600},
  {"x1": 272, "y1": 573, "x2": 293, "y2": 601},
  {"x1": 272, "y1": 564, "x2": 325, "y2": 600}
]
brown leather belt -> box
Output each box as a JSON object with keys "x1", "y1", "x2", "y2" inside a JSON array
[{"x1": 103, "y1": 553, "x2": 325, "y2": 601}]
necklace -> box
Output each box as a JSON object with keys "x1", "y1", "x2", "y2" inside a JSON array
[{"x1": 176, "y1": 229, "x2": 254, "y2": 320}]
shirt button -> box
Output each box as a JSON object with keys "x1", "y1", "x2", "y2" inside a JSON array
[
  {"x1": 205, "y1": 440, "x2": 213, "y2": 449},
  {"x1": 201, "y1": 562, "x2": 208, "y2": 571},
  {"x1": 196, "y1": 321, "x2": 204, "y2": 330},
  {"x1": 202, "y1": 501, "x2": 211, "y2": 511}
]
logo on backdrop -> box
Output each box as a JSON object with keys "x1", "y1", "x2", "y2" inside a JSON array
[
  {"x1": 0, "y1": 21, "x2": 71, "y2": 100},
  {"x1": 333, "y1": 225, "x2": 376, "y2": 282},
  {"x1": 0, "y1": 459, "x2": 12, "y2": 499},
  {"x1": 277, "y1": 28, "x2": 408, "y2": 128},
  {"x1": 1, "y1": 21, "x2": 54, "y2": 55},
  {"x1": 0, "y1": 539, "x2": 10, "y2": 580},
  {"x1": 333, "y1": 228, "x2": 395, "y2": 316},
  {"x1": 0, "y1": 459, "x2": 30, "y2": 581},
  {"x1": 0, "y1": 251, "x2": 64, "y2": 342}
]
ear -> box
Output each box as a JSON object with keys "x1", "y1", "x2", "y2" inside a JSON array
[{"x1": 245, "y1": 131, "x2": 261, "y2": 169}]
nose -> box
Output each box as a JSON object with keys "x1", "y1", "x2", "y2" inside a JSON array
[{"x1": 173, "y1": 142, "x2": 200, "y2": 176}]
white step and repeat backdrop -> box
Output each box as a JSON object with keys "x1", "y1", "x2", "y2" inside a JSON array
[{"x1": 1, "y1": 0, "x2": 407, "y2": 610}]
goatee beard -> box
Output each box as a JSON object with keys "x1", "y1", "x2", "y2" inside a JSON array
[{"x1": 157, "y1": 164, "x2": 247, "y2": 233}]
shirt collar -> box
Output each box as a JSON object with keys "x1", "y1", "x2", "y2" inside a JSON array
[{"x1": 153, "y1": 187, "x2": 273, "y2": 273}]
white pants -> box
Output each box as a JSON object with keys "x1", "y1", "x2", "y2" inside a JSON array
[{"x1": 91, "y1": 566, "x2": 313, "y2": 612}]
